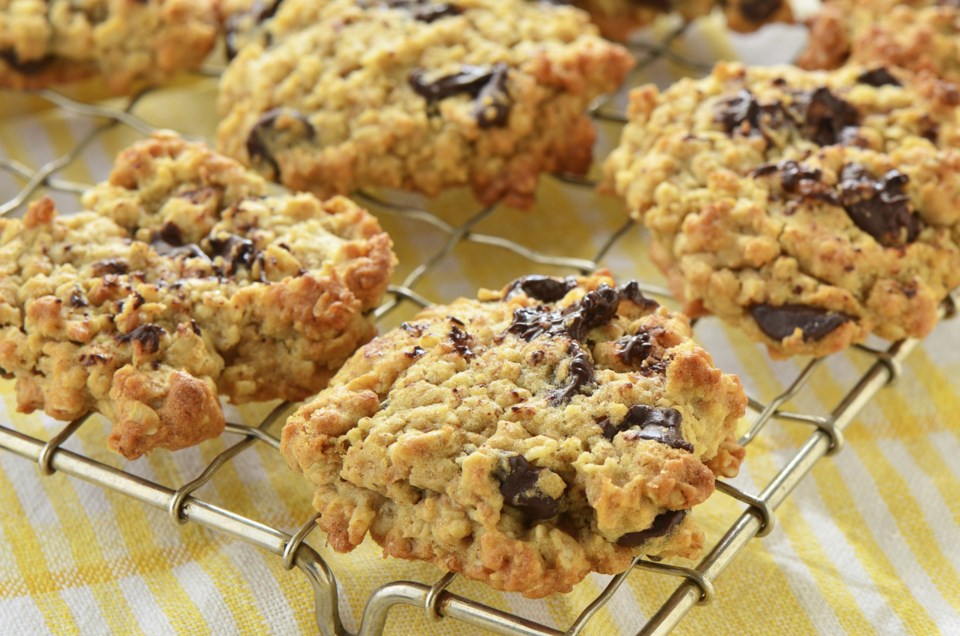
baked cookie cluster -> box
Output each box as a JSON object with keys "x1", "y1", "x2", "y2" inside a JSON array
[
  {"x1": 603, "y1": 62, "x2": 960, "y2": 357},
  {"x1": 216, "y1": 0, "x2": 635, "y2": 208},
  {"x1": 798, "y1": 0, "x2": 960, "y2": 85},
  {"x1": 575, "y1": 0, "x2": 793, "y2": 40},
  {"x1": 281, "y1": 272, "x2": 746, "y2": 596},
  {"x1": 0, "y1": 0, "x2": 218, "y2": 91},
  {"x1": 0, "y1": 132, "x2": 395, "y2": 458}
]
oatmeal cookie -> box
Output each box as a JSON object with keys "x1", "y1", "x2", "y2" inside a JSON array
[
  {"x1": 0, "y1": 132, "x2": 395, "y2": 459},
  {"x1": 602, "y1": 62, "x2": 960, "y2": 358},
  {"x1": 0, "y1": 0, "x2": 218, "y2": 92},
  {"x1": 281, "y1": 272, "x2": 746, "y2": 597},
  {"x1": 798, "y1": 1, "x2": 960, "y2": 84},
  {"x1": 575, "y1": 0, "x2": 793, "y2": 41},
  {"x1": 215, "y1": 0, "x2": 634, "y2": 209}
]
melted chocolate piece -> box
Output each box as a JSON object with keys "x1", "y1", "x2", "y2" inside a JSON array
[
  {"x1": 409, "y1": 64, "x2": 511, "y2": 127},
  {"x1": 473, "y1": 63, "x2": 510, "y2": 128},
  {"x1": 190, "y1": 319, "x2": 202, "y2": 336},
  {"x1": 160, "y1": 222, "x2": 183, "y2": 246},
  {"x1": 603, "y1": 404, "x2": 692, "y2": 451},
  {"x1": 409, "y1": 65, "x2": 494, "y2": 102},
  {"x1": 449, "y1": 324, "x2": 475, "y2": 359},
  {"x1": 382, "y1": 0, "x2": 462, "y2": 21},
  {"x1": 505, "y1": 275, "x2": 576, "y2": 303},
  {"x1": 838, "y1": 163, "x2": 919, "y2": 246},
  {"x1": 406, "y1": 345, "x2": 426, "y2": 358},
  {"x1": 69, "y1": 290, "x2": 88, "y2": 308},
  {"x1": 209, "y1": 234, "x2": 260, "y2": 275},
  {"x1": 0, "y1": 49, "x2": 54, "y2": 75},
  {"x1": 856, "y1": 68, "x2": 901, "y2": 88},
  {"x1": 616, "y1": 332, "x2": 653, "y2": 367},
  {"x1": 225, "y1": 0, "x2": 284, "y2": 60},
  {"x1": 715, "y1": 89, "x2": 787, "y2": 138},
  {"x1": 797, "y1": 87, "x2": 860, "y2": 146},
  {"x1": 508, "y1": 285, "x2": 620, "y2": 342},
  {"x1": 118, "y1": 324, "x2": 166, "y2": 354},
  {"x1": 92, "y1": 259, "x2": 130, "y2": 276},
  {"x1": 246, "y1": 108, "x2": 315, "y2": 179},
  {"x1": 617, "y1": 281, "x2": 659, "y2": 311},
  {"x1": 617, "y1": 510, "x2": 687, "y2": 547},
  {"x1": 547, "y1": 345, "x2": 595, "y2": 404},
  {"x1": 80, "y1": 353, "x2": 109, "y2": 367},
  {"x1": 750, "y1": 304, "x2": 850, "y2": 342},
  {"x1": 154, "y1": 241, "x2": 211, "y2": 261},
  {"x1": 498, "y1": 455, "x2": 561, "y2": 520},
  {"x1": 756, "y1": 160, "x2": 838, "y2": 204},
  {"x1": 738, "y1": 0, "x2": 784, "y2": 21}
]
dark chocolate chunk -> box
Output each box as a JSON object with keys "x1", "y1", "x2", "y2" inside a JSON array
[
  {"x1": 837, "y1": 163, "x2": 919, "y2": 246},
  {"x1": 616, "y1": 332, "x2": 653, "y2": 367},
  {"x1": 406, "y1": 345, "x2": 426, "y2": 358},
  {"x1": 209, "y1": 234, "x2": 259, "y2": 274},
  {"x1": 69, "y1": 290, "x2": 88, "y2": 308},
  {"x1": 382, "y1": 0, "x2": 463, "y2": 21},
  {"x1": 190, "y1": 319, "x2": 202, "y2": 336},
  {"x1": 409, "y1": 63, "x2": 511, "y2": 127},
  {"x1": 750, "y1": 303, "x2": 850, "y2": 342},
  {"x1": 547, "y1": 345, "x2": 595, "y2": 404},
  {"x1": 246, "y1": 108, "x2": 315, "y2": 179},
  {"x1": 856, "y1": 68, "x2": 901, "y2": 88},
  {"x1": 225, "y1": 0, "x2": 284, "y2": 60},
  {"x1": 409, "y1": 65, "x2": 494, "y2": 103},
  {"x1": 603, "y1": 404, "x2": 692, "y2": 451},
  {"x1": 472, "y1": 63, "x2": 510, "y2": 128},
  {"x1": 498, "y1": 455, "x2": 561, "y2": 520},
  {"x1": 617, "y1": 281, "x2": 659, "y2": 312},
  {"x1": 508, "y1": 285, "x2": 620, "y2": 342},
  {"x1": 738, "y1": 0, "x2": 784, "y2": 21},
  {"x1": 449, "y1": 325, "x2": 476, "y2": 359},
  {"x1": 159, "y1": 222, "x2": 183, "y2": 246},
  {"x1": 715, "y1": 89, "x2": 787, "y2": 139},
  {"x1": 716, "y1": 89, "x2": 762, "y2": 134},
  {"x1": 617, "y1": 510, "x2": 687, "y2": 547},
  {"x1": 796, "y1": 87, "x2": 860, "y2": 146},
  {"x1": 504, "y1": 275, "x2": 576, "y2": 303},
  {"x1": 92, "y1": 259, "x2": 130, "y2": 276},
  {"x1": 117, "y1": 324, "x2": 166, "y2": 354},
  {"x1": 0, "y1": 49, "x2": 54, "y2": 75}
]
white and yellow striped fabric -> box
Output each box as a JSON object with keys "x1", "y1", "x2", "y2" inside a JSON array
[{"x1": 1, "y1": 14, "x2": 959, "y2": 636}]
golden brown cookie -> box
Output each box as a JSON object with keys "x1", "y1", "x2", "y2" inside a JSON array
[
  {"x1": 0, "y1": 132, "x2": 395, "y2": 458},
  {"x1": 282, "y1": 272, "x2": 745, "y2": 597}
]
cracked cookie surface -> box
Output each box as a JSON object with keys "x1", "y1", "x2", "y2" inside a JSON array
[
  {"x1": 0, "y1": 0, "x2": 218, "y2": 91},
  {"x1": 798, "y1": 0, "x2": 960, "y2": 84},
  {"x1": 0, "y1": 132, "x2": 395, "y2": 458},
  {"x1": 216, "y1": 0, "x2": 634, "y2": 209},
  {"x1": 281, "y1": 272, "x2": 745, "y2": 597},
  {"x1": 603, "y1": 62, "x2": 960, "y2": 358}
]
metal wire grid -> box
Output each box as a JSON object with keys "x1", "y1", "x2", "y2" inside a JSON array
[{"x1": 1, "y1": 28, "x2": 958, "y2": 636}]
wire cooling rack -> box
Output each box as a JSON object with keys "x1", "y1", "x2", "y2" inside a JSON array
[{"x1": 1, "y1": 20, "x2": 958, "y2": 636}]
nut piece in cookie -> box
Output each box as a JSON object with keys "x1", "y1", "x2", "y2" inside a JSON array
[
  {"x1": 0, "y1": 0, "x2": 219, "y2": 92},
  {"x1": 281, "y1": 272, "x2": 745, "y2": 597},
  {"x1": 798, "y1": 0, "x2": 960, "y2": 85},
  {"x1": 602, "y1": 62, "x2": 960, "y2": 358},
  {"x1": 215, "y1": 0, "x2": 634, "y2": 209},
  {"x1": 0, "y1": 132, "x2": 396, "y2": 459}
]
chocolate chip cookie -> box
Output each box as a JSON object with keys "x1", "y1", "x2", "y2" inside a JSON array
[
  {"x1": 0, "y1": 132, "x2": 395, "y2": 459},
  {"x1": 603, "y1": 62, "x2": 960, "y2": 358},
  {"x1": 798, "y1": 1, "x2": 960, "y2": 84},
  {"x1": 215, "y1": 0, "x2": 634, "y2": 209},
  {"x1": 574, "y1": 0, "x2": 794, "y2": 41},
  {"x1": 281, "y1": 272, "x2": 746, "y2": 597},
  {"x1": 0, "y1": 0, "x2": 218, "y2": 91}
]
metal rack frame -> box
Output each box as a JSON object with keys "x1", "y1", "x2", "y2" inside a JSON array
[{"x1": 2, "y1": 30, "x2": 958, "y2": 636}]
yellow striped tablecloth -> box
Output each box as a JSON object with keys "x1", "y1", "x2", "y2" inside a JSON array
[{"x1": 1, "y1": 16, "x2": 959, "y2": 636}]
